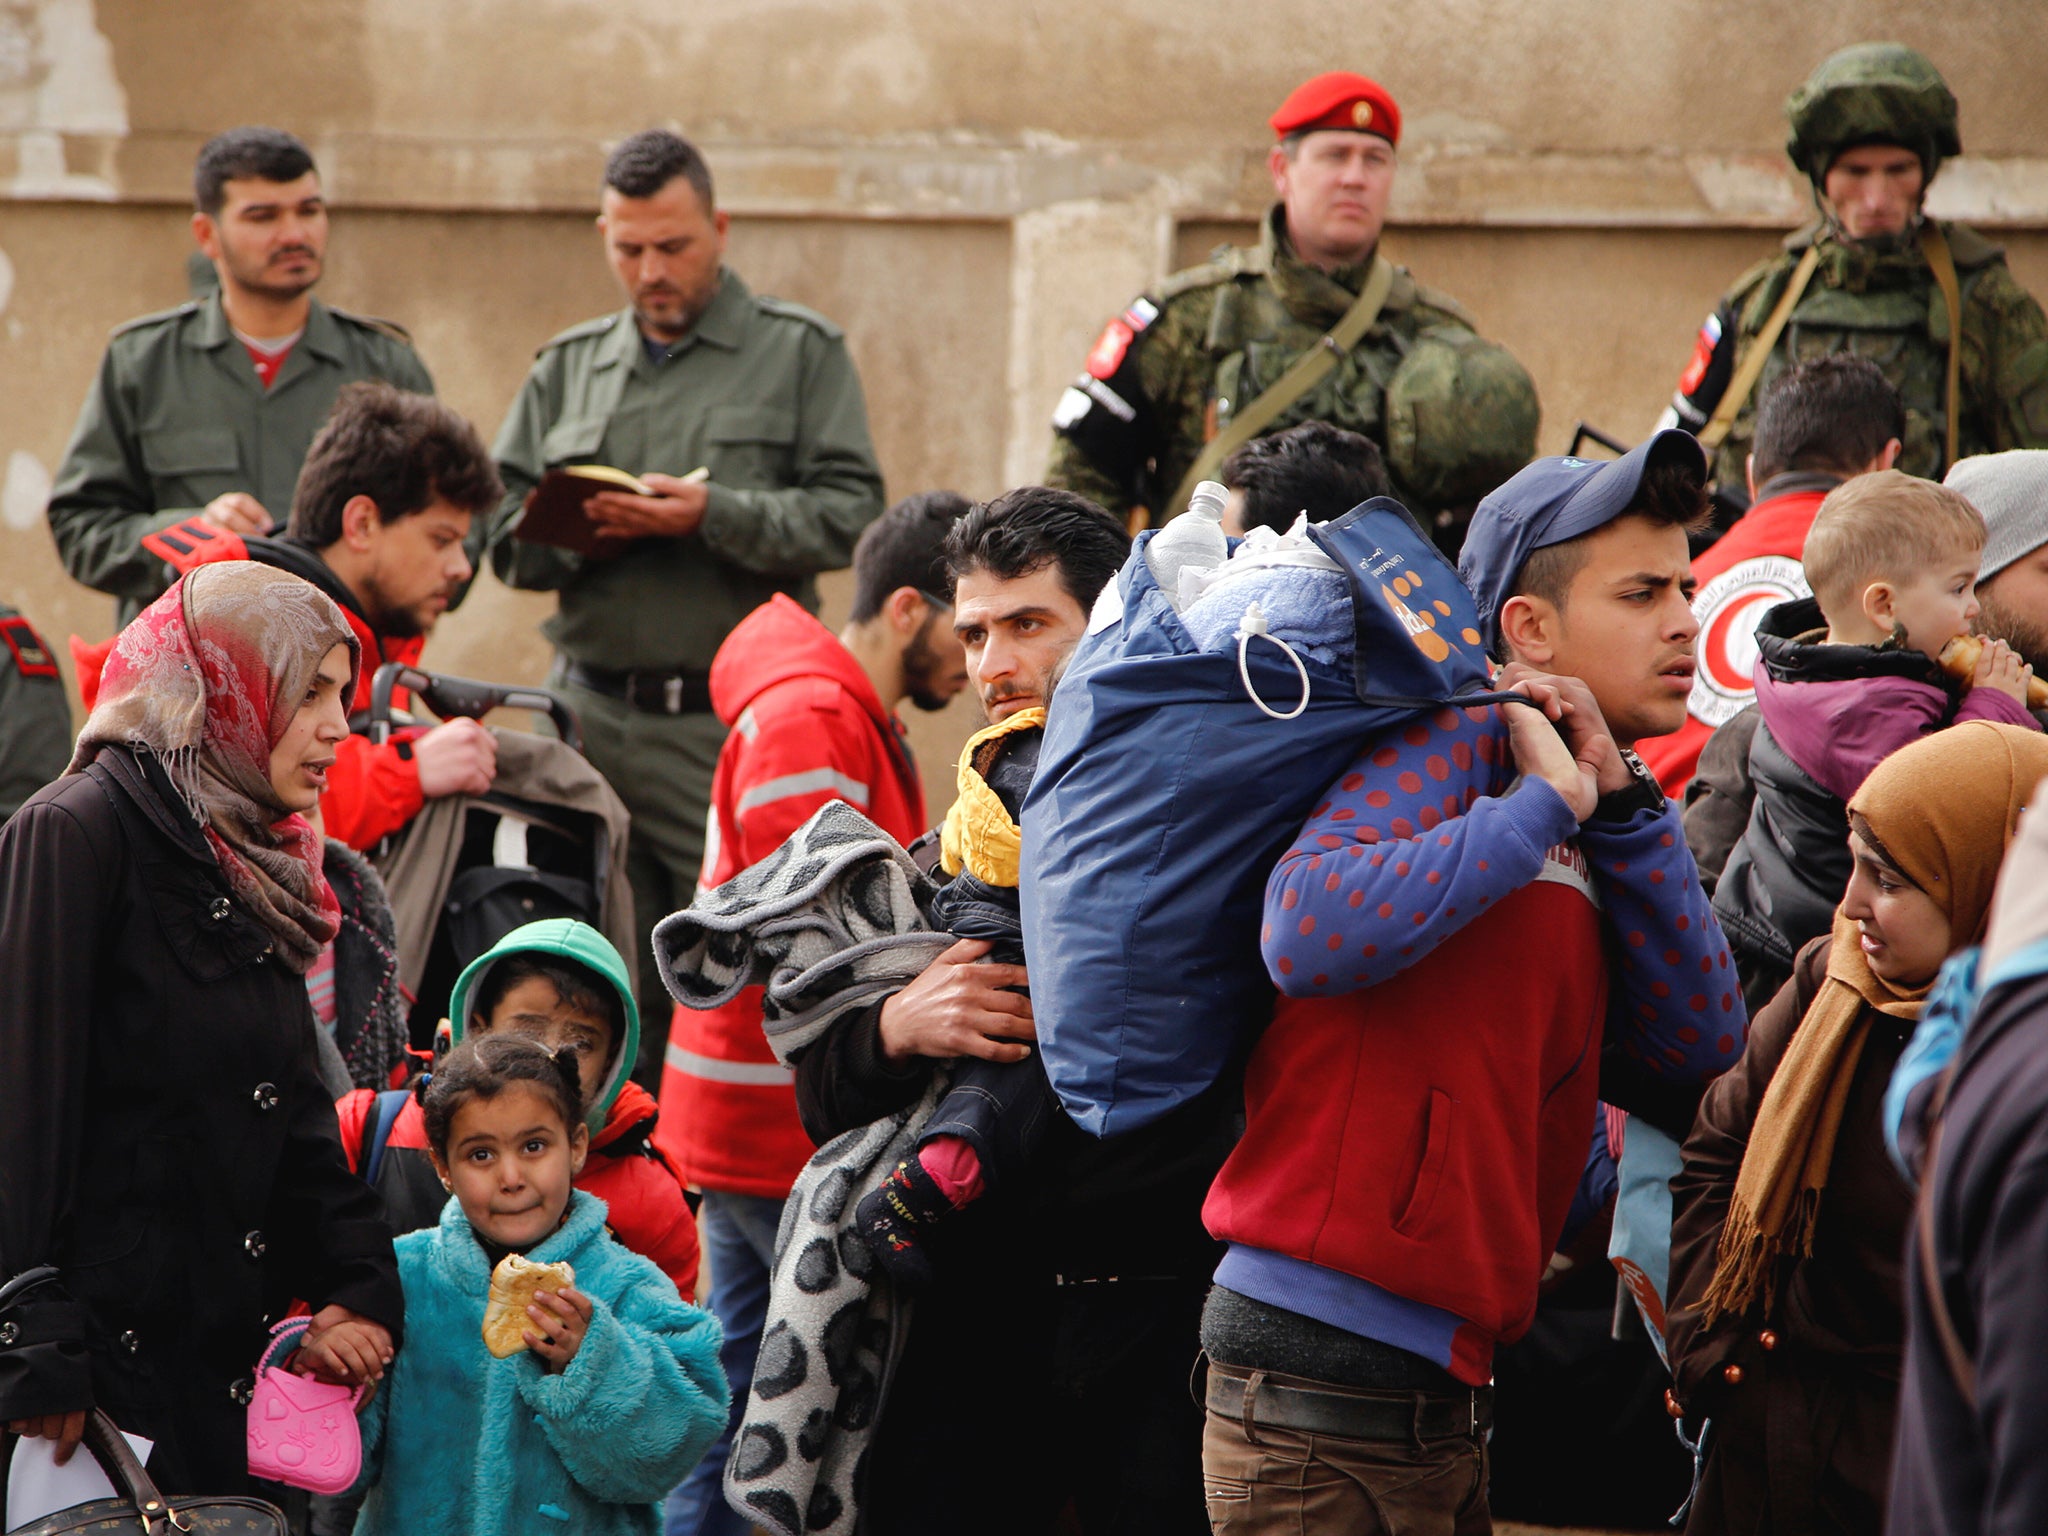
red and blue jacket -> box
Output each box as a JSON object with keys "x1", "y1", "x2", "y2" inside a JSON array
[{"x1": 1202, "y1": 701, "x2": 1743, "y2": 1385}]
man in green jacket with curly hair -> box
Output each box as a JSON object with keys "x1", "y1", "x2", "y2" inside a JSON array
[{"x1": 1662, "y1": 43, "x2": 2048, "y2": 499}]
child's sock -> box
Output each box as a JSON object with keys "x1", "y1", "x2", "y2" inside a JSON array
[
  {"x1": 855, "y1": 1137, "x2": 985, "y2": 1290},
  {"x1": 917, "y1": 1135, "x2": 986, "y2": 1207}
]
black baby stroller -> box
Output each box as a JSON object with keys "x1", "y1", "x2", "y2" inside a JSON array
[{"x1": 364, "y1": 663, "x2": 637, "y2": 1048}]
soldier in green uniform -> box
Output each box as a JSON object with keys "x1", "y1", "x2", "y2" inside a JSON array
[
  {"x1": 1046, "y1": 70, "x2": 1539, "y2": 549},
  {"x1": 488, "y1": 130, "x2": 886, "y2": 1076},
  {"x1": 1663, "y1": 44, "x2": 2048, "y2": 497},
  {"x1": 0, "y1": 606, "x2": 72, "y2": 824},
  {"x1": 47, "y1": 127, "x2": 434, "y2": 625}
]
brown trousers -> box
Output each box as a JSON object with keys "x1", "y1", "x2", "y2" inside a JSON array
[{"x1": 1201, "y1": 1406, "x2": 1491, "y2": 1535}]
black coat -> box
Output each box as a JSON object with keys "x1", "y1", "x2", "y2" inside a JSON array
[{"x1": 0, "y1": 748, "x2": 402, "y2": 1494}]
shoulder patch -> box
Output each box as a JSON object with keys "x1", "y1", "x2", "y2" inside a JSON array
[
  {"x1": 753, "y1": 295, "x2": 844, "y2": 340},
  {"x1": 1084, "y1": 296, "x2": 1161, "y2": 380},
  {"x1": 110, "y1": 301, "x2": 201, "y2": 340},
  {"x1": 537, "y1": 313, "x2": 622, "y2": 355},
  {"x1": 328, "y1": 307, "x2": 416, "y2": 345},
  {"x1": 0, "y1": 613, "x2": 60, "y2": 680}
]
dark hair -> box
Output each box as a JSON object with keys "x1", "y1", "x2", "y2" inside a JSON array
[
  {"x1": 1221, "y1": 422, "x2": 1394, "y2": 533},
  {"x1": 419, "y1": 1035, "x2": 584, "y2": 1160},
  {"x1": 1750, "y1": 354, "x2": 1906, "y2": 484},
  {"x1": 288, "y1": 383, "x2": 504, "y2": 545},
  {"x1": 194, "y1": 127, "x2": 316, "y2": 215},
  {"x1": 849, "y1": 491, "x2": 971, "y2": 622},
  {"x1": 1510, "y1": 458, "x2": 1711, "y2": 623},
  {"x1": 944, "y1": 486, "x2": 1131, "y2": 614},
  {"x1": 471, "y1": 953, "x2": 622, "y2": 1054},
  {"x1": 604, "y1": 129, "x2": 715, "y2": 208}
]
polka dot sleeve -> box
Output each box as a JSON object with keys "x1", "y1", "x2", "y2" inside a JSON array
[
  {"x1": 1577, "y1": 803, "x2": 1748, "y2": 1082},
  {"x1": 1262, "y1": 704, "x2": 1581, "y2": 997}
]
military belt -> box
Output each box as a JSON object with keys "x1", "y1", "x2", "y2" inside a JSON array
[
  {"x1": 1199, "y1": 1357, "x2": 1492, "y2": 1444},
  {"x1": 565, "y1": 662, "x2": 715, "y2": 715}
]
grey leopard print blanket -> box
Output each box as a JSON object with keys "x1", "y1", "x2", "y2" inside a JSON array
[{"x1": 653, "y1": 800, "x2": 952, "y2": 1536}]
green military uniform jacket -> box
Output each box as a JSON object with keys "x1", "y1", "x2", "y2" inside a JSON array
[
  {"x1": 1045, "y1": 204, "x2": 1536, "y2": 526},
  {"x1": 0, "y1": 606, "x2": 73, "y2": 823},
  {"x1": 488, "y1": 269, "x2": 886, "y2": 673},
  {"x1": 46, "y1": 292, "x2": 434, "y2": 622},
  {"x1": 1667, "y1": 220, "x2": 2048, "y2": 486}
]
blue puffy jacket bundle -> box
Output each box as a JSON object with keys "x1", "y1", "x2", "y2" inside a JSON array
[{"x1": 1021, "y1": 498, "x2": 1516, "y2": 1136}]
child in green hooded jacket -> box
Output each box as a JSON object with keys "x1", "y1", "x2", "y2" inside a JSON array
[{"x1": 335, "y1": 919, "x2": 700, "y2": 1295}]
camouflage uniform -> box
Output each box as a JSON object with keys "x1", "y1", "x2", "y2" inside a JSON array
[
  {"x1": 1046, "y1": 206, "x2": 1539, "y2": 534},
  {"x1": 1665, "y1": 44, "x2": 2048, "y2": 487}
]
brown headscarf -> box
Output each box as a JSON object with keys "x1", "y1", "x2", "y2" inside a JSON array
[
  {"x1": 70, "y1": 562, "x2": 361, "y2": 973},
  {"x1": 1702, "y1": 720, "x2": 2048, "y2": 1323}
]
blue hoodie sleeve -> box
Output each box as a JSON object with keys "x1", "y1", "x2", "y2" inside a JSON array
[
  {"x1": 1263, "y1": 704, "x2": 1581, "y2": 997},
  {"x1": 1578, "y1": 800, "x2": 1747, "y2": 1085},
  {"x1": 518, "y1": 1249, "x2": 731, "y2": 1504}
]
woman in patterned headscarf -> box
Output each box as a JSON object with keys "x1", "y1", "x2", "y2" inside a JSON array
[{"x1": 0, "y1": 563, "x2": 405, "y2": 1496}]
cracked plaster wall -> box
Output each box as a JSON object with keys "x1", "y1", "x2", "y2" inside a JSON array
[{"x1": 1, "y1": 0, "x2": 2044, "y2": 782}]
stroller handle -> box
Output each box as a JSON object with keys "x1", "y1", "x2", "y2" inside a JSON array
[{"x1": 367, "y1": 662, "x2": 584, "y2": 753}]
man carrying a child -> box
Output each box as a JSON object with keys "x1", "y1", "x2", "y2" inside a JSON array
[
  {"x1": 659, "y1": 491, "x2": 972, "y2": 1536},
  {"x1": 792, "y1": 486, "x2": 1232, "y2": 1534}
]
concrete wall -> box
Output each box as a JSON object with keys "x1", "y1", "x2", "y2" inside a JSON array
[{"x1": 3, "y1": 0, "x2": 2045, "y2": 787}]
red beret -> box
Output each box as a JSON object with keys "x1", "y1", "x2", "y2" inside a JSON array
[{"x1": 1269, "y1": 71, "x2": 1402, "y2": 147}]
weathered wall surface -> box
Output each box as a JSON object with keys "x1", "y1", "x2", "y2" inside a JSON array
[{"x1": 3, "y1": 0, "x2": 2044, "y2": 786}]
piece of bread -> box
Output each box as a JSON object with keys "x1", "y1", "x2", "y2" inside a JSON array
[
  {"x1": 1939, "y1": 634, "x2": 2048, "y2": 707},
  {"x1": 482, "y1": 1253, "x2": 577, "y2": 1358}
]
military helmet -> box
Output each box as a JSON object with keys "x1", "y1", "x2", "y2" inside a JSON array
[
  {"x1": 1784, "y1": 43, "x2": 1960, "y2": 187},
  {"x1": 1384, "y1": 329, "x2": 1540, "y2": 509}
]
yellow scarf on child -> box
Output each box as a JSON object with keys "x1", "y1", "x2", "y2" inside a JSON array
[{"x1": 939, "y1": 707, "x2": 1047, "y2": 887}]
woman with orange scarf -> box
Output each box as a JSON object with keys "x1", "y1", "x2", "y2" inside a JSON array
[{"x1": 1664, "y1": 721, "x2": 2048, "y2": 1534}]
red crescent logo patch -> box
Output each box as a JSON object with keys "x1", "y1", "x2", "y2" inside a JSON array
[{"x1": 1688, "y1": 554, "x2": 1809, "y2": 726}]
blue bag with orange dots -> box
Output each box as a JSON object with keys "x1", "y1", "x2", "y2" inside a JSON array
[{"x1": 1021, "y1": 498, "x2": 1517, "y2": 1136}]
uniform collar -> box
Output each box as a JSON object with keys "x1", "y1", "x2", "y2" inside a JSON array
[
  {"x1": 186, "y1": 291, "x2": 339, "y2": 358},
  {"x1": 605, "y1": 267, "x2": 750, "y2": 373},
  {"x1": 1262, "y1": 204, "x2": 1401, "y2": 328}
]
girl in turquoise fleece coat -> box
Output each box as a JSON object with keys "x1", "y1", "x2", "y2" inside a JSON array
[{"x1": 350, "y1": 1035, "x2": 729, "y2": 1536}]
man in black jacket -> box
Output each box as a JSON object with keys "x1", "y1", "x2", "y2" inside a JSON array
[{"x1": 794, "y1": 486, "x2": 1233, "y2": 1535}]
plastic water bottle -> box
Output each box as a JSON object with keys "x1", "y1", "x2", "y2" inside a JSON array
[{"x1": 1147, "y1": 480, "x2": 1230, "y2": 611}]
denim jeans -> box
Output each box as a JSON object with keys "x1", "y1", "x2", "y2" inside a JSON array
[
  {"x1": 918, "y1": 1053, "x2": 1060, "y2": 1194},
  {"x1": 664, "y1": 1189, "x2": 786, "y2": 1536}
]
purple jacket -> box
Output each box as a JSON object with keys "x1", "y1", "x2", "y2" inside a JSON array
[
  {"x1": 1754, "y1": 667, "x2": 2031, "y2": 804},
  {"x1": 1714, "y1": 598, "x2": 2041, "y2": 991}
]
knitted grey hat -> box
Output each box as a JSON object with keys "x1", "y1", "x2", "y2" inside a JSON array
[{"x1": 1946, "y1": 451, "x2": 2048, "y2": 583}]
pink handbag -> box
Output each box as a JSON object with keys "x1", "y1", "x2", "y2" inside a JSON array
[{"x1": 245, "y1": 1316, "x2": 370, "y2": 1495}]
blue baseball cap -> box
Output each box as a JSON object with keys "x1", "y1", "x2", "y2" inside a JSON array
[{"x1": 1457, "y1": 429, "x2": 1708, "y2": 653}]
